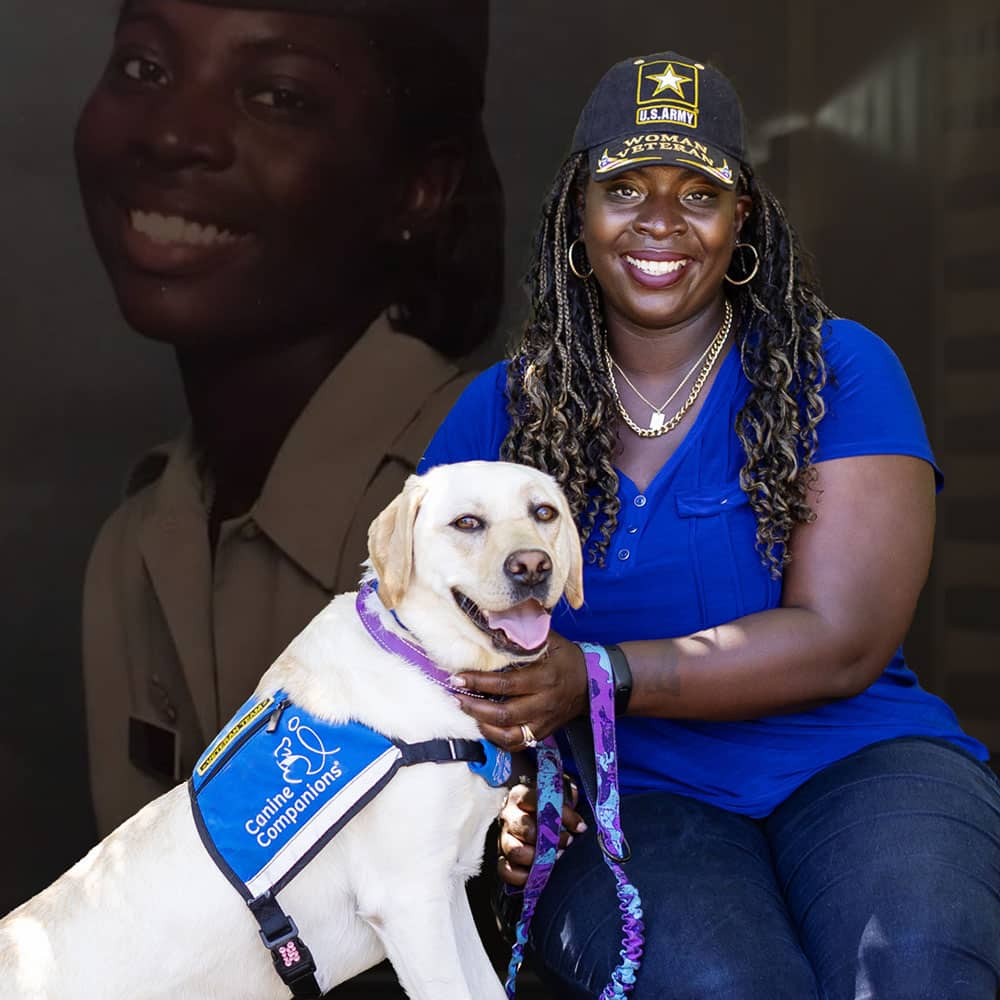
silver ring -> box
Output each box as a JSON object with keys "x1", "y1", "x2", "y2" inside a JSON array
[{"x1": 520, "y1": 723, "x2": 539, "y2": 749}]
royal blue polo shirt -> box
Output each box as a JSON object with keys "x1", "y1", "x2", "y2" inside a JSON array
[{"x1": 418, "y1": 319, "x2": 987, "y2": 817}]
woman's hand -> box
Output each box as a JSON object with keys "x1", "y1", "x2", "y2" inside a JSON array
[
  {"x1": 452, "y1": 631, "x2": 588, "y2": 751},
  {"x1": 497, "y1": 777, "x2": 586, "y2": 887}
]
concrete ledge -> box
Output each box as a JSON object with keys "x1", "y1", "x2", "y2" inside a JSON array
[{"x1": 326, "y1": 959, "x2": 552, "y2": 997}]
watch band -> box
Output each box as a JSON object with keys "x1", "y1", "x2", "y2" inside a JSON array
[{"x1": 603, "y1": 643, "x2": 633, "y2": 716}]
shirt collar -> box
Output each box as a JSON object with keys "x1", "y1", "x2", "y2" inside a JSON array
[
  {"x1": 132, "y1": 314, "x2": 460, "y2": 592},
  {"x1": 245, "y1": 315, "x2": 459, "y2": 589}
]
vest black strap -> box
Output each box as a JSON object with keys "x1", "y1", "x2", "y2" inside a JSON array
[
  {"x1": 248, "y1": 893, "x2": 322, "y2": 999},
  {"x1": 398, "y1": 737, "x2": 486, "y2": 768}
]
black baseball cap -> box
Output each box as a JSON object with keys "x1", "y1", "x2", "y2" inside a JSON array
[{"x1": 571, "y1": 51, "x2": 748, "y2": 189}]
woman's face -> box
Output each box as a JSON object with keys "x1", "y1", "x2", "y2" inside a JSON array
[
  {"x1": 581, "y1": 165, "x2": 751, "y2": 337},
  {"x1": 75, "y1": 0, "x2": 414, "y2": 349}
]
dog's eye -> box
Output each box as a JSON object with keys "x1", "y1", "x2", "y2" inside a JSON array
[
  {"x1": 451, "y1": 515, "x2": 484, "y2": 531},
  {"x1": 533, "y1": 504, "x2": 558, "y2": 523}
]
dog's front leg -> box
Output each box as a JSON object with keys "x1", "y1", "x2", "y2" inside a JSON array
[
  {"x1": 361, "y1": 891, "x2": 479, "y2": 1000},
  {"x1": 450, "y1": 879, "x2": 507, "y2": 999}
]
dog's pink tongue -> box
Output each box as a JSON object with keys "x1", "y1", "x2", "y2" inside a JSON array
[{"x1": 486, "y1": 601, "x2": 551, "y2": 650}]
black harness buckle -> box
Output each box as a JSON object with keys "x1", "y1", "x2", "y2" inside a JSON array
[
  {"x1": 258, "y1": 914, "x2": 300, "y2": 951},
  {"x1": 249, "y1": 894, "x2": 322, "y2": 998},
  {"x1": 267, "y1": 932, "x2": 319, "y2": 995}
]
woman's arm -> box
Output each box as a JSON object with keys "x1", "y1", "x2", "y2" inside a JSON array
[
  {"x1": 454, "y1": 453, "x2": 936, "y2": 746},
  {"x1": 629, "y1": 451, "x2": 936, "y2": 718}
]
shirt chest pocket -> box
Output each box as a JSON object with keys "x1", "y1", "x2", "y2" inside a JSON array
[
  {"x1": 675, "y1": 485, "x2": 750, "y2": 518},
  {"x1": 673, "y1": 484, "x2": 774, "y2": 625}
]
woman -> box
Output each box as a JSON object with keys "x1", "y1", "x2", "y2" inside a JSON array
[
  {"x1": 76, "y1": 0, "x2": 503, "y2": 835},
  {"x1": 419, "y1": 52, "x2": 1000, "y2": 998}
]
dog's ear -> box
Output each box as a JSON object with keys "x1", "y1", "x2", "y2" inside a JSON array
[
  {"x1": 563, "y1": 532, "x2": 585, "y2": 609},
  {"x1": 555, "y1": 488, "x2": 585, "y2": 609},
  {"x1": 368, "y1": 476, "x2": 427, "y2": 609}
]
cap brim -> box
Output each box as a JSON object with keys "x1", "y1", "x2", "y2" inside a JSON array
[{"x1": 588, "y1": 134, "x2": 739, "y2": 189}]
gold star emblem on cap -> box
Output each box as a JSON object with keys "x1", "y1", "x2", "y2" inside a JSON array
[{"x1": 648, "y1": 64, "x2": 692, "y2": 99}]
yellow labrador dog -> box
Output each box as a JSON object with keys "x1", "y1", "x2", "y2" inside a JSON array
[{"x1": 0, "y1": 461, "x2": 583, "y2": 1000}]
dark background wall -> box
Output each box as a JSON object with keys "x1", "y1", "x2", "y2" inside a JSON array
[
  {"x1": 2, "y1": 0, "x2": 997, "y2": 917},
  {"x1": 781, "y1": 0, "x2": 1000, "y2": 751}
]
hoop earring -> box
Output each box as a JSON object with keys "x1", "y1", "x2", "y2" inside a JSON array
[
  {"x1": 567, "y1": 238, "x2": 593, "y2": 280},
  {"x1": 725, "y1": 242, "x2": 759, "y2": 286}
]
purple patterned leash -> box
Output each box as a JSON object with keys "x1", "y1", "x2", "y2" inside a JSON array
[
  {"x1": 579, "y1": 642, "x2": 644, "y2": 996},
  {"x1": 505, "y1": 643, "x2": 644, "y2": 998},
  {"x1": 504, "y1": 738, "x2": 564, "y2": 994}
]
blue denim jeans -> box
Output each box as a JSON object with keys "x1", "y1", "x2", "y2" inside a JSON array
[{"x1": 529, "y1": 738, "x2": 1000, "y2": 999}]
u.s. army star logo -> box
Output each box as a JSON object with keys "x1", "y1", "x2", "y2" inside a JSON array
[
  {"x1": 635, "y1": 60, "x2": 700, "y2": 128},
  {"x1": 648, "y1": 64, "x2": 692, "y2": 99}
]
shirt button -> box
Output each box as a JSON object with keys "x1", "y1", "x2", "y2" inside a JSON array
[
  {"x1": 627, "y1": 526, "x2": 638, "y2": 535},
  {"x1": 617, "y1": 549, "x2": 630, "y2": 561},
  {"x1": 634, "y1": 495, "x2": 647, "y2": 508},
  {"x1": 241, "y1": 520, "x2": 261, "y2": 540}
]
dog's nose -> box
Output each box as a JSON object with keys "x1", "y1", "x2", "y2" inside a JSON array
[{"x1": 504, "y1": 549, "x2": 552, "y2": 588}]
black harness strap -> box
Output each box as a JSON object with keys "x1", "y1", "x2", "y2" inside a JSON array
[
  {"x1": 248, "y1": 893, "x2": 322, "y2": 999},
  {"x1": 398, "y1": 738, "x2": 487, "y2": 768}
]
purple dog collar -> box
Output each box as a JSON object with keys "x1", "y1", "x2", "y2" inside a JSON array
[
  {"x1": 356, "y1": 581, "x2": 459, "y2": 693},
  {"x1": 355, "y1": 582, "x2": 511, "y2": 791}
]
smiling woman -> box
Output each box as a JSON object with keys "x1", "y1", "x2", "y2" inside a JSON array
[
  {"x1": 582, "y1": 169, "x2": 750, "y2": 340},
  {"x1": 418, "y1": 49, "x2": 1000, "y2": 999},
  {"x1": 76, "y1": 0, "x2": 503, "y2": 877}
]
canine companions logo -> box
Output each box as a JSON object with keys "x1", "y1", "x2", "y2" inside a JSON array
[
  {"x1": 273, "y1": 716, "x2": 341, "y2": 784},
  {"x1": 635, "y1": 59, "x2": 701, "y2": 128}
]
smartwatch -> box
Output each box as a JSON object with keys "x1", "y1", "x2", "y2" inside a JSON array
[{"x1": 604, "y1": 643, "x2": 633, "y2": 716}]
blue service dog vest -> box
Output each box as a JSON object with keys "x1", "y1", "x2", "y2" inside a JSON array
[{"x1": 189, "y1": 689, "x2": 511, "y2": 997}]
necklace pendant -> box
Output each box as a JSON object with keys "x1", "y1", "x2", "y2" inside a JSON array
[{"x1": 649, "y1": 412, "x2": 665, "y2": 431}]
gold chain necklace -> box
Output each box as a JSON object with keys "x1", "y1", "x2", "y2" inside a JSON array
[
  {"x1": 609, "y1": 326, "x2": 720, "y2": 423},
  {"x1": 605, "y1": 300, "x2": 733, "y2": 439}
]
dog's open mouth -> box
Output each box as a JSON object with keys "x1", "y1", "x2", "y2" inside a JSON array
[{"x1": 453, "y1": 590, "x2": 552, "y2": 656}]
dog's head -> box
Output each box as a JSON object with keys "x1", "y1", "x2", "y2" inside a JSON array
[{"x1": 367, "y1": 461, "x2": 584, "y2": 671}]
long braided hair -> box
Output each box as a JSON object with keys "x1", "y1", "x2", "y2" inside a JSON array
[{"x1": 501, "y1": 152, "x2": 835, "y2": 576}]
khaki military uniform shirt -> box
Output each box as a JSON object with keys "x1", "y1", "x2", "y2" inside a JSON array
[{"x1": 83, "y1": 317, "x2": 476, "y2": 835}]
